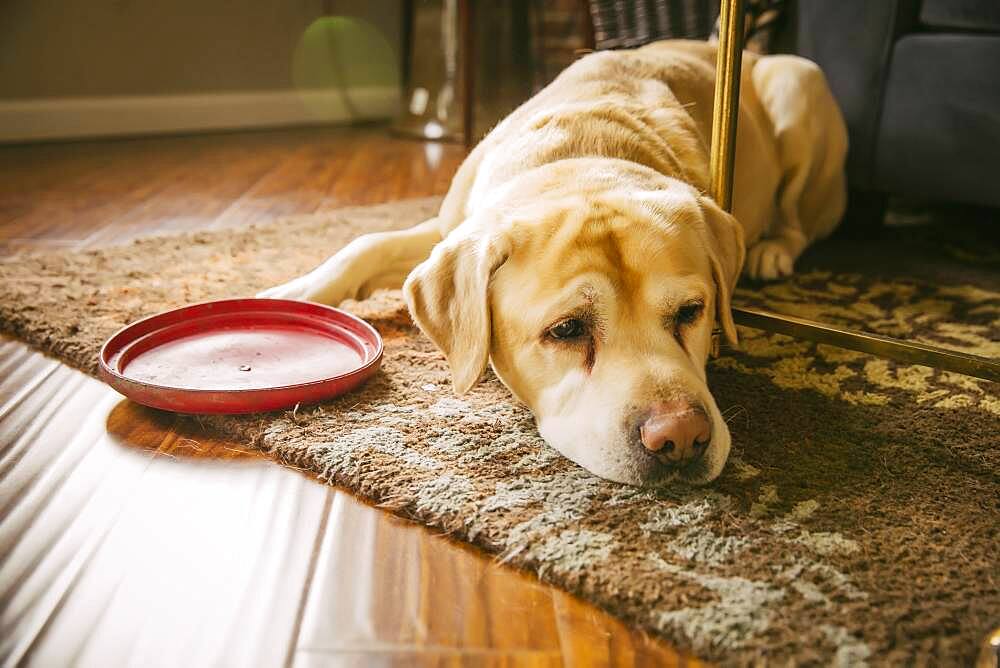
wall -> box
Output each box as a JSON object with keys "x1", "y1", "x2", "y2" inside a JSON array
[{"x1": 0, "y1": 0, "x2": 402, "y2": 141}]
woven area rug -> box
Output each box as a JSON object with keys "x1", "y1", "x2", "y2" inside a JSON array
[{"x1": 2, "y1": 197, "x2": 998, "y2": 665}]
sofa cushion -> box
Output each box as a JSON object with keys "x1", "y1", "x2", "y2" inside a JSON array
[
  {"x1": 875, "y1": 34, "x2": 1000, "y2": 207},
  {"x1": 920, "y1": 0, "x2": 1000, "y2": 32},
  {"x1": 794, "y1": 0, "x2": 921, "y2": 189}
]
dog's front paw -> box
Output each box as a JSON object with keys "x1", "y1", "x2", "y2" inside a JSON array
[{"x1": 745, "y1": 239, "x2": 795, "y2": 280}]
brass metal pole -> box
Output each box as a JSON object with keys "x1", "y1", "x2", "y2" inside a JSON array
[
  {"x1": 708, "y1": 0, "x2": 999, "y2": 382},
  {"x1": 734, "y1": 308, "x2": 1000, "y2": 383},
  {"x1": 708, "y1": 0, "x2": 746, "y2": 211}
]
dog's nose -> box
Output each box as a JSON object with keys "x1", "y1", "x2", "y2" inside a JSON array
[{"x1": 640, "y1": 400, "x2": 711, "y2": 464}]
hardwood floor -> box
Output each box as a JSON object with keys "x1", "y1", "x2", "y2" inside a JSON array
[{"x1": 0, "y1": 127, "x2": 698, "y2": 667}]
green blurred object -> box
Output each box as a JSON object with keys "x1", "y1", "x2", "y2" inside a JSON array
[{"x1": 292, "y1": 16, "x2": 400, "y2": 121}]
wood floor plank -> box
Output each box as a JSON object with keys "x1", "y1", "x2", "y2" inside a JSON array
[
  {"x1": 0, "y1": 130, "x2": 317, "y2": 243},
  {"x1": 0, "y1": 343, "x2": 331, "y2": 668},
  {"x1": 81, "y1": 138, "x2": 298, "y2": 246},
  {"x1": 209, "y1": 135, "x2": 368, "y2": 230},
  {"x1": 0, "y1": 137, "x2": 212, "y2": 242}
]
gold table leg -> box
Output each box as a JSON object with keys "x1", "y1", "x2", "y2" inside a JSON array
[
  {"x1": 709, "y1": 1, "x2": 1000, "y2": 383},
  {"x1": 709, "y1": 0, "x2": 746, "y2": 212}
]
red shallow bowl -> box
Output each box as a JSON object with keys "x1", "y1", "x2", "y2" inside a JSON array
[{"x1": 99, "y1": 298, "x2": 383, "y2": 414}]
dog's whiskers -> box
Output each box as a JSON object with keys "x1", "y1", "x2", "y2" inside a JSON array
[{"x1": 722, "y1": 404, "x2": 750, "y2": 429}]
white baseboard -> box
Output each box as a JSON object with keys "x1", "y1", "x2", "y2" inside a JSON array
[{"x1": 0, "y1": 86, "x2": 400, "y2": 143}]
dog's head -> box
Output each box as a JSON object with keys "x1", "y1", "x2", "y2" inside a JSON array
[{"x1": 404, "y1": 167, "x2": 744, "y2": 485}]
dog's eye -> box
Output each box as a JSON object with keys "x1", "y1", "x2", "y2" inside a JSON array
[
  {"x1": 675, "y1": 301, "x2": 705, "y2": 327},
  {"x1": 547, "y1": 318, "x2": 587, "y2": 340}
]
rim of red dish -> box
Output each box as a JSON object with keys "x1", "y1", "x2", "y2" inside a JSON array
[{"x1": 98, "y1": 298, "x2": 384, "y2": 396}]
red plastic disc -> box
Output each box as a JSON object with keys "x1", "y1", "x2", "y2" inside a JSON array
[{"x1": 99, "y1": 298, "x2": 383, "y2": 414}]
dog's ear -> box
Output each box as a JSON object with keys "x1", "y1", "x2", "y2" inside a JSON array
[
  {"x1": 403, "y1": 227, "x2": 510, "y2": 394},
  {"x1": 698, "y1": 196, "x2": 745, "y2": 345}
]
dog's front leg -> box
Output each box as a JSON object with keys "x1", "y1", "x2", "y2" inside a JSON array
[{"x1": 258, "y1": 218, "x2": 443, "y2": 305}]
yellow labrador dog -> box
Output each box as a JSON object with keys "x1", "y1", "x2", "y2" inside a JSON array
[{"x1": 262, "y1": 40, "x2": 847, "y2": 486}]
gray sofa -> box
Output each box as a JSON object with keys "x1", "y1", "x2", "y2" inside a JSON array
[{"x1": 793, "y1": 0, "x2": 1000, "y2": 216}]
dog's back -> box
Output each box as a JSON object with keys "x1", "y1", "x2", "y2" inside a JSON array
[{"x1": 441, "y1": 40, "x2": 784, "y2": 245}]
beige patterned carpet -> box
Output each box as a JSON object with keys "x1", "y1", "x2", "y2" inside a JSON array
[{"x1": 1, "y1": 197, "x2": 998, "y2": 665}]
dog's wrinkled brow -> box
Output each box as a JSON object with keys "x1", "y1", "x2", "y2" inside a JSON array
[
  {"x1": 538, "y1": 276, "x2": 611, "y2": 324},
  {"x1": 649, "y1": 275, "x2": 711, "y2": 311}
]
